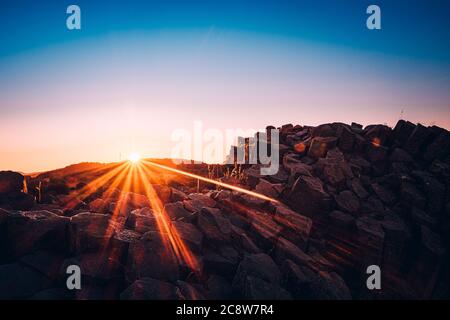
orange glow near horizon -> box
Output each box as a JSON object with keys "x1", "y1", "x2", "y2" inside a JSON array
[
  {"x1": 58, "y1": 156, "x2": 279, "y2": 286},
  {"x1": 128, "y1": 152, "x2": 141, "y2": 164}
]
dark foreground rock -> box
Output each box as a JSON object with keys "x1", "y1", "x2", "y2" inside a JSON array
[{"x1": 1, "y1": 119, "x2": 449, "y2": 300}]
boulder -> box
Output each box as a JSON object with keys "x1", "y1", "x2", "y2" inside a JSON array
[
  {"x1": 351, "y1": 122, "x2": 363, "y2": 134},
  {"x1": 206, "y1": 275, "x2": 232, "y2": 299},
  {"x1": 370, "y1": 183, "x2": 396, "y2": 205},
  {"x1": 361, "y1": 195, "x2": 385, "y2": 215},
  {"x1": 255, "y1": 179, "x2": 283, "y2": 199},
  {"x1": 204, "y1": 246, "x2": 240, "y2": 277},
  {"x1": 0, "y1": 263, "x2": 51, "y2": 299},
  {"x1": 390, "y1": 148, "x2": 413, "y2": 163},
  {"x1": 232, "y1": 253, "x2": 281, "y2": 294},
  {"x1": 336, "y1": 125, "x2": 355, "y2": 152},
  {"x1": 171, "y1": 188, "x2": 188, "y2": 202},
  {"x1": 400, "y1": 182, "x2": 426, "y2": 209},
  {"x1": 356, "y1": 217, "x2": 385, "y2": 267},
  {"x1": 0, "y1": 171, "x2": 25, "y2": 194},
  {"x1": 197, "y1": 207, "x2": 231, "y2": 244},
  {"x1": 288, "y1": 176, "x2": 332, "y2": 216},
  {"x1": 20, "y1": 250, "x2": 65, "y2": 282},
  {"x1": 335, "y1": 190, "x2": 360, "y2": 215},
  {"x1": 273, "y1": 206, "x2": 312, "y2": 250},
  {"x1": 405, "y1": 124, "x2": 434, "y2": 155},
  {"x1": 281, "y1": 260, "x2": 312, "y2": 299},
  {"x1": 282, "y1": 259, "x2": 351, "y2": 299},
  {"x1": 171, "y1": 221, "x2": 203, "y2": 252},
  {"x1": 109, "y1": 228, "x2": 142, "y2": 264},
  {"x1": 184, "y1": 193, "x2": 216, "y2": 212},
  {"x1": 176, "y1": 281, "x2": 206, "y2": 300},
  {"x1": 349, "y1": 179, "x2": 369, "y2": 199},
  {"x1": 2, "y1": 210, "x2": 69, "y2": 258},
  {"x1": 62, "y1": 253, "x2": 123, "y2": 283},
  {"x1": 329, "y1": 210, "x2": 355, "y2": 229},
  {"x1": 424, "y1": 130, "x2": 450, "y2": 161},
  {"x1": 88, "y1": 198, "x2": 109, "y2": 213},
  {"x1": 366, "y1": 144, "x2": 388, "y2": 163},
  {"x1": 248, "y1": 211, "x2": 281, "y2": 250},
  {"x1": 381, "y1": 214, "x2": 411, "y2": 269},
  {"x1": 392, "y1": 120, "x2": 416, "y2": 146},
  {"x1": 283, "y1": 154, "x2": 313, "y2": 176},
  {"x1": 411, "y1": 207, "x2": 436, "y2": 228},
  {"x1": 308, "y1": 137, "x2": 338, "y2": 159},
  {"x1": 413, "y1": 172, "x2": 446, "y2": 216},
  {"x1": 312, "y1": 124, "x2": 335, "y2": 137},
  {"x1": 126, "y1": 231, "x2": 180, "y2": 282},
  {"x1": 69, "y1": 212, "x2": 117, "y2": 254},
  {"x1": 364, "y1": 124, "x2": 391, "y2": 146},
  {"x1": 0, "y1": 191, "x2": 35, "y2": 210},
  {"x1": 151, "y1": 185, "x2": 172, "y2": 203},
  {"x1": 123, "y1": 192, "x2": 151, "y2": 209},
  {"x1": 164, "y1": 202, "x2": 192, "y2": 220},
  {"x1": 273, "y1": 237, "x2": 314, "y2": 269},
  {"x1": 126, "y1": 207, "x2": 158, "y2": 233},
  {"x1": 230, "y1": 225, "x2": 262, "y2": 254}
]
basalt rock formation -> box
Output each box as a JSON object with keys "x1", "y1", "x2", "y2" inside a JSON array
[{"x1": 0, "y1": 120, "x2": 449, "y2": 300}]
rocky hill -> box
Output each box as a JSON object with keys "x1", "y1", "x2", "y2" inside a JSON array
[{"x1": 0, "y1": 119, "x2": 449, "y2": 300}]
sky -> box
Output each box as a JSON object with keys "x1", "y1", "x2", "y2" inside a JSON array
[{"x1": 1, "y1": 0, "x2": 450, "y2": 172}]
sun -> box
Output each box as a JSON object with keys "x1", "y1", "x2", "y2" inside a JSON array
[{"x1": 127, "y1": 152, "x2": 141, "y2": 164}]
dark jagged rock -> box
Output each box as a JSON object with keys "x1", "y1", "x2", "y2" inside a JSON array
[
  {"x1": 273, "y1": 206, "x2": 312, "y2": 250},
  {"x1": 0, "y1": 263, "x2": 51, "y2": 299},
  {"x1": 255, "y1": 179, "x2": 283, "y2": 198},
  {"x1": 171, "y1": 221, "x2": 203, "y2": 252},
  {"x1": 424, "y1": 130, "x2": 450, "y2": 161},
  {"x1": 2, "y1": 119, "x2": 450, "y2": 300},
  {"x1": 364, "y1": 124, "x2": 392, "y2": 146},
  {"x1": 164, "y1": 201, "x2": 192, "y2": 220},
  {"x1": 2, "y1": 210, "x2": 69, "y2": 258},
  {"x1": 204, "y1": 247, "x2": 240, "y2": 277},
  {"x1": 126, "y1": 231, "x2": 180, "y2": 282},
  {"x1": 232, "y1": 253, "x2": 283, "y2": 299},
  {"x1": 69, "y1": 212, "x2": 117, "y2": 254},
  {"x1": 1, "y1": 191, "x2": 35, "y2": 211},
  {"x1": 126, "y1": 207, "x2": 158, "y2": 233},
  {"x1": 0, "y1": 171, "x2": 25, "y2": 194},
  {"x1": 335, "y1": 190, "x2": 360, "y2": 215},
  {"x1": 197, "y1": 207, "x2": 232, "y2": 244},
  {"x1": 206, "y1": 275, "x2": 233, "y2": 299},
  {"x1": 392, "y1": 120, "x2": 416, "y2": 146},
  {"x1": 329, "y1": 210, "x2": 355, "y2": 229},
  {"x1": 308, "y1": 137, "x2": 338, "y2": 159},
  {"x1": 184, "y1": 193, "x2": 216, "y2": 212},
  {"x1": 176, "y1": 280, "x2": 206, "y2": 300},
  {"x1": 405, "y1": 124, "x2": 434, "y2": 155},
  {"x1": 288, "y1": 175, "x2": 331, "y2": 216}
]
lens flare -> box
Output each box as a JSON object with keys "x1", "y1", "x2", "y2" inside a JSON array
[{"x1": 128, "y1": 152, "x2": 141, "y2": 163}]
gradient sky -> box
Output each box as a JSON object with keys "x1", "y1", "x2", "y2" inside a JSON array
[{"x1": 1, "y1": 0, "x2": 450, "y2": 172}]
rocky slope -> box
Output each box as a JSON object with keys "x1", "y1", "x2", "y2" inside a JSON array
[{"x1": 0, "y1": 119, "x2": 449, "y2": 300}]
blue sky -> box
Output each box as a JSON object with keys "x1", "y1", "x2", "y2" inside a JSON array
[
  {"x1": 1, "y1": 0, "x2": 450, "y2": 62},
  {"x1": 1, "y1": 0, "x2": 450, "y2": 171}
]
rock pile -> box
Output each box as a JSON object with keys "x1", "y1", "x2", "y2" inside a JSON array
[{"x1": 0, "y1": 119, "x2": 449, "y2": 300}]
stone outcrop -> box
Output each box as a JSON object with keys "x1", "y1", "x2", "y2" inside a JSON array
[{"x1": 1, "y1": 119, "x2": 449, "y2": 300}]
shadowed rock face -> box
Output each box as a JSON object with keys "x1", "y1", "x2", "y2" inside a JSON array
[
  {"x1": 0, "y1": 171, "x2": 25, "y2": 194},
  {"x1": 0, "y1": 171, "x2": 34, "y2": 210},
  {"x1": 1, "y1": 119, "x2": 450, "y2": 300}
]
